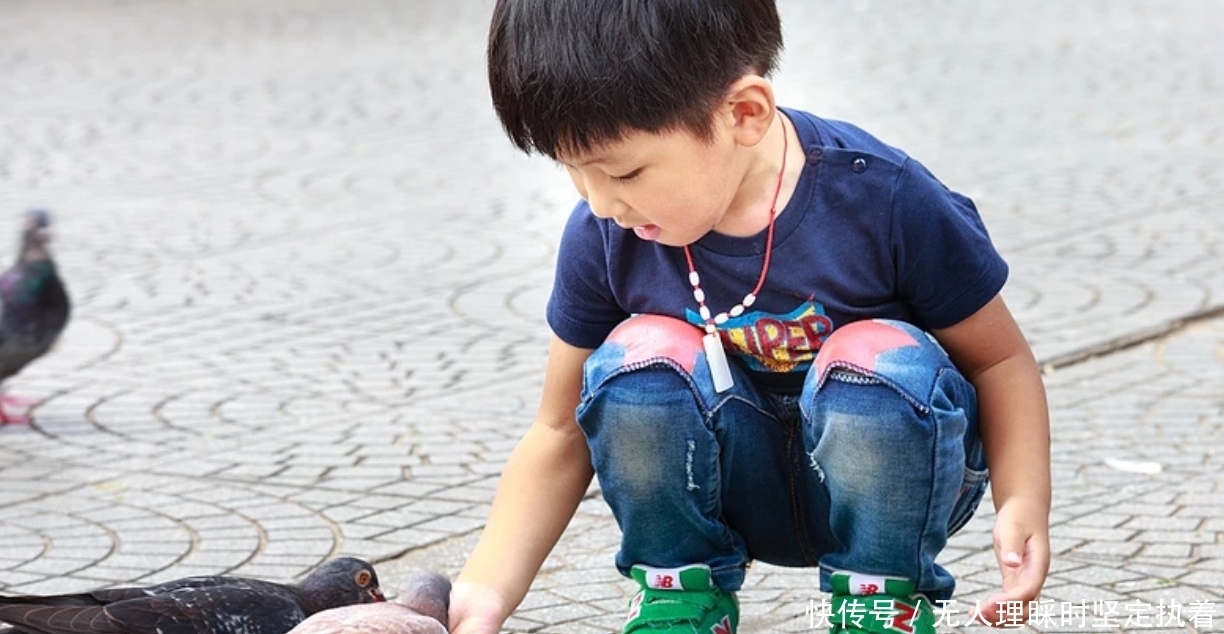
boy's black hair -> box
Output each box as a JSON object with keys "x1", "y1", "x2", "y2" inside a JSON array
[{"x1": 487, "y1": 0, "x2": 783, "y2": 159}]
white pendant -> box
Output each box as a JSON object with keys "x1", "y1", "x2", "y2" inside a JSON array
[{"x1": 702, "y1": 332, "x2": 734, "y2": 393}]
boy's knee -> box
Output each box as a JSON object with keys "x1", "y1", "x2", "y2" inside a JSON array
[
  {"x1": 579, "y1": 321, "x2": 711, "y2": 497},
  {"x1": 599, "y1": 314, "x2": 706, "y2": 375},
  {"x1": 815, "y1": 319, "x2": 928, "y2": 374},
  {"x1": 580, "y1": 316, "x2": 708, "y2": 438},
  {"x1": 812, "y1": 319, "x2": 956, "y2": 412}
]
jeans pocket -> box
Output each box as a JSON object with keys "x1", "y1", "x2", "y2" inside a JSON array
[{"x1": 947, "y1": 466, "x2": 989, "y2": 535}]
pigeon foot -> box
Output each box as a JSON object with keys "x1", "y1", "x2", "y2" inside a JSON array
[{"x1": 0, "y1": 394, "x2": 37, "y2": 424}]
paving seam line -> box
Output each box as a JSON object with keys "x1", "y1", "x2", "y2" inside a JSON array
[{"x1": 1040, "y1": 303, "x2": 1224, "y2": 371}]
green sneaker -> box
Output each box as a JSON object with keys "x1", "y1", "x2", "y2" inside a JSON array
[
  {"x1": 828, "y1": 572, "x2": 936, "y2": 634},
  {"x1": 623, "y1": 564, "x2": 738, "y2": 633}
]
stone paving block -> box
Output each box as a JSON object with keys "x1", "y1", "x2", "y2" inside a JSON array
[
  {"x1": 1068, "y1": 541, "x2": 1144, "y2": 559},
  {"x1": 1055, "y1": 526, "x2": 1139, "y2": 543},
  {"x1": 1133, "y1": 530, "x2": 1216, "y2": 545},
  {"x1": 1041, "y1": 583, "x2": 1133, "y2": 604},
  {"x1": 174, "y1": 550, "x2": 255, "y2": 571},
  {"x1": 259, "y1": 540, "x2": 334, "y2": 559},
  {"x1": 280, "y1": 488, "x2": 362, "y2": 507},
  {"x1": 261, "y1": 527, "x2": 334, "y2": 543},
  {"x1": 1047, "y1": 537, "x2": 1088, "y2": 556},
  {"x1": 13, "y1": 557, "x2": 93, "y2": 577},
  {"x1": 47, "y1": 536, "x2": 115, "y2": 558},
  {"x1": 0, "y1": 570, "x2": 49, "y2": 588},
  {"x1": 29, "y1": 549, "x2": 101, "y2": 565},
  {"x1": 1175, "y1": 492, "x2": 1224, "y2": 506},
  {"x1": 252, "y1": 515, "x2": 331, "y2": 531},
  {"x1": 1176, "y1": 569, "x2": 1224, "y2": 590},
  {"x1": 115, "y1": 540, "x2": 192, "y2": 556},
  {"x1": 1066, "y1": 512, "x2": 1131, "y2": 528},
  {"x1": 6, "y1": 576, "x2": 113, "y2": 595},
  {"x1": 1091, "y1": 502, "x2": 1182, "y2": 518},
  {"x1": 356, "y1": 455, "x2": 422, "y2": 469},
  {"x1": 1139, "y1": 543, "x2": 1196, "y2": 559},
  {"x1": 412, "y1": 514, "x2": 487, "y2": 534},
  {"x1": 1193, "y1": 559, "x2": 1224, "y2": 572},
  {"x1": 189, "y1": 514, "x2": 260, "y2": 533},
  {"x1": 214, "y1": 463, "x2": 286, "y2": 479},
  {"x1": 341, "y1": 522, "x2": 399, "y2": 540},
  {"x1": 183, "y1": 536, "x2": 260, "y2": 552},
  {"x1": 5, "y1": 514, "x2": 98, "y2": 534},
  {"x1": 270, "y1": 466, "x2": 330, "y2": 483},
  {"x1": 349, "y1": 508, "x2": 435, "y2": 529},
  {"x1": 1056, "y1": 565, "x2": 1148, "y2": 588},
  {"x1": 365, "y1": 527, "x2": 451, "y2": 552},
  {"x1": 316, "y1": 505, "x2": 374, "y2": 523}
]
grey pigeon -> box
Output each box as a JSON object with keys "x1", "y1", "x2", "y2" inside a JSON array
[
  {"x1": 0, "y1": 209, "x2": 70, "y2": 424},
  {"x1": 0, "y1": 557, "x2": 385, "y2": 634},
  {"x1": 286, "y1": 570, "x2": 450, "y2": 634}
]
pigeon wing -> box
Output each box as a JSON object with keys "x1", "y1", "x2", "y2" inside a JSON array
[
  {"x1": 0, "y1": 589, "x2": 149, "y2": 608},
  {"x1": 139, "y1": 577, "x2": 268, "y2": 596},
  {"x1": 0, "y1": 604, "x2": 121, "y2": 634},
  {"x1": 0, "y1": 577, "x2": 252, "y2": 610},
  {"x1": 103, "y1": 585, "x2": 307, "y2": 634}
]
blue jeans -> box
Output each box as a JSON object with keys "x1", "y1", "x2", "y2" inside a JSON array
[{"x1": 575, "y1": 315, "x2": 988, "y2": 601}]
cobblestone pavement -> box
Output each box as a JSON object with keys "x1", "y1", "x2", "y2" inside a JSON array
[{"x1": 0, "y1": 0, "x2": 1220, "y2": 632}]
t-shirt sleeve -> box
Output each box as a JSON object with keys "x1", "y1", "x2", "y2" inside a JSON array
[
  {"x1": 890, "y1": 159, "x2": 1009, "y2": 329},
  {"x1": 546, "y1": 202, "x2": 631, "y2": 349}
]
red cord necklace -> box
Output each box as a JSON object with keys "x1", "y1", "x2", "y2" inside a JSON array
[{"x1": 683, "y1": 113, "x2": 789, "y2": 393}]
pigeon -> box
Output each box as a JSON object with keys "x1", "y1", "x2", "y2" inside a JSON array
[
  {"x1": 287, "y1": 570, "x2": 450, "y2": 634},
  {"x1": 0, "y1": 209, "x2": 70, "y2": 424},
  {"x1": 0, "y1": 557, "x2": 385, "y2": 634}
]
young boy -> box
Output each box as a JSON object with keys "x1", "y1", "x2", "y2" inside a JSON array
[{"x1": 449, "y1": 1, "x2": 1051, "y2": 632}]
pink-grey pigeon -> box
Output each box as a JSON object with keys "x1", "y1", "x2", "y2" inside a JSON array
[
  {"x1": 0, "y1": 557, "x2": 384, "y2": 634},
  {"x1": 285, "y1": 570, "x2": 450, "y2": 634}
]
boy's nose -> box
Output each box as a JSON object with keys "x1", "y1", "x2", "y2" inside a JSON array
[{"x1": 584, "y1": 189, "x2": 626, "y2": 222}]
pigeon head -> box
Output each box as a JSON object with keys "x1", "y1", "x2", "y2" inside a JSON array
[
  {"x1": 393, "y1": 571, "x2": 451, "y2": 628},
  {"x1": 24, "y1": 209, "x2": 51, "y2": 230},
  {"x1": 19, "y1": 209, "x2": 53, "y2": 264},
  {"x1": 297, "y1": 557, "x2": 386, "y2": 614}
]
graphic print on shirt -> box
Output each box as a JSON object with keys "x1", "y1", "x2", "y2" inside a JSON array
[{"x1": 685, "y1": 300, "x2": 834, "y2": 373}]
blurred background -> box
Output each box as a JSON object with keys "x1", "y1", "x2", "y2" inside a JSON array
[{"x1": 0, "y1": 0, "x2": 1221, "y2": 631}]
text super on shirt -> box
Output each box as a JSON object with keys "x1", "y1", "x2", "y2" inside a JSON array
[{"x1": 546, "y1": 108, "x2": 1008, "y2": 394}]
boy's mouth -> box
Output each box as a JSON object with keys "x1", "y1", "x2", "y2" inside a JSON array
[{"x1": 633, "y1": 224, "x2": 661, "y2": 241}]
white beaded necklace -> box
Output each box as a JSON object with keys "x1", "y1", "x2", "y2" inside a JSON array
[{"x1": 683, "y1": 114, "x2": 790, "y2": 393}]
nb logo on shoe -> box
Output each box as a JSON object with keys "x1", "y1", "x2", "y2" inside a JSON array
[
  {"x1": 848, "y1": 573, "x2": 889, "y2": 595},
  {"x1": 889, "y1": 600, "x2": 918, "y2": 634},
  {"x1": 645, "y1": 568, "x2": 687, "y2": 590},
  {"x1": 626, "y1": 593, "x2": 643, "y2": 623}
]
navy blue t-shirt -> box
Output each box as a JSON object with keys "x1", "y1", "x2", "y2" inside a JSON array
[{"x1": 547, "y1": 108, "x2": 1008, "y2": 393}]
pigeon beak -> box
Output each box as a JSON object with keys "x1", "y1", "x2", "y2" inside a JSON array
[{"x1": 371, "y1": 588, "x2": 386, "y2": 602}]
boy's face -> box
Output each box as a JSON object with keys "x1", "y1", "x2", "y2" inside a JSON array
[{"x1": 558, "y1": 124, "x2": 746, "y2": 247}]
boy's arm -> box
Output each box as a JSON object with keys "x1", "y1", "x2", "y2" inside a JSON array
[
  {"x1": 449, "y1": 335, "x2": 596, "y2": 634},
  {"x1": 932, "y1": 294, "x2": 1051, "y2": 625}
]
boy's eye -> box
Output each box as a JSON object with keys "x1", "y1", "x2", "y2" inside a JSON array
[{"x1": 611, "y1": 168, "x2": 643, "y2": 182}]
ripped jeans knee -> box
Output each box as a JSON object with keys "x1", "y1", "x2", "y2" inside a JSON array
[
  {"x1": 577, "y1": 315, "x2": 714, "y2": 499},
  {"x1": 801, "y1": 319, "x2": 986, "y2": 600},
  {"x1": 575, "y1": 315, "x2": 749, "y2": 589}
]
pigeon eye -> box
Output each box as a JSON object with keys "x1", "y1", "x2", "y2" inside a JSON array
[{"x1": 354, "y1": 571, "x2": 371, "y2": 587}]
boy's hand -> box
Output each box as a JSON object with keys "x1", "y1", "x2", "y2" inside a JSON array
[
  {"x1": 971, "y1": 499, "x2": 1050, "y2": 626},
  {"x1": 448, "y1": 581, "x2": 511, "y2": 634}
]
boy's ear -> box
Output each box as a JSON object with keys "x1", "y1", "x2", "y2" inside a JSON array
[{"x1": 722, "y1": 75, "x2": 777, "y2": 147}]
